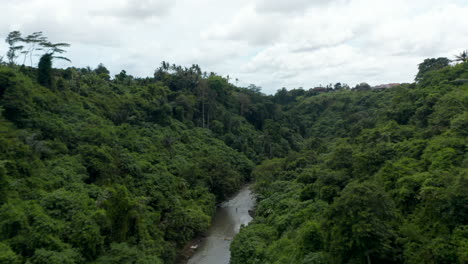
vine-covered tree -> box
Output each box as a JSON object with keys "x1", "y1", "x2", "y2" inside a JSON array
[{"x1": 37, "y1": 53, "x2": 53, "y2": 88}]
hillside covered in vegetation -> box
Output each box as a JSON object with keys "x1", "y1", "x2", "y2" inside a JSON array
[
  {"x1": 0, "y1": 32, "x2": 467, "y2": 263},
  {"x1": 230, "y1": 61, "x2": 468, "y2": 264}
]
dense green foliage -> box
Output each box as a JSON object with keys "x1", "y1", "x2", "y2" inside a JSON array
[
  {"x1": 230, "y1": 62, "x2": 468, "y2": 264},
  {"x1": 1, "y1": 31, "x2": 467, "y2": 263},
  {"x1": 0, "y1": 62, "x2": 273, "y2": 263},
  {"x1": 415, "y1": 58, "x2": 451, "y2": 81}
]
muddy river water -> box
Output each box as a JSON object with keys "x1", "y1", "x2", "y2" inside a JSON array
[{"x1": 187, "y1": 185, "x2": 255, "y2": 264}]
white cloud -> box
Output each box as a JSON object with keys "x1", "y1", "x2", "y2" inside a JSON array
[
  {"x1": 201, "y1": 5, "x2": 284, "y2": 45},
  {"x1": 255, "y1": 0, "x2": 347, "y2": 14},
  {"x1": 1, "y1": 0, "x2": 468, "y2": 94},
  {"x1": 92, "y1": 0, "x2": 174, "y2": 19}
]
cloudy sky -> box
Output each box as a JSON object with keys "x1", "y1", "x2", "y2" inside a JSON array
[{"x1": 1, "y1": 0, "x2": 467, "y2": 94}]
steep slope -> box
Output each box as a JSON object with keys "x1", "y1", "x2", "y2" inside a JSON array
[
  {"x1": 0, "y1": 66, "x2": 258, "y2": 263},
  {"x1": 230, "y1": 62, "x2": 468, "y2": 264}
]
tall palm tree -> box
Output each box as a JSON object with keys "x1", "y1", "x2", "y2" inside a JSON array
[{"x1": 454, "y1": 50, "x2": 468, "y2": 63}]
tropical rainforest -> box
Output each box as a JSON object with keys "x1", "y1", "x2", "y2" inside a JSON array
[{"x1": 0, "y1": 31, "x2": 467, "y2": 264}]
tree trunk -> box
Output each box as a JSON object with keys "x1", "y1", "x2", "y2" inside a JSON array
[{"x1": 202, "y1": 101, "x2": 205, "y2": 128}]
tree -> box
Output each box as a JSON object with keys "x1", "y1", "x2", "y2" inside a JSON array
[
  {"x1": 236, "y1": 92, "x2": 251, "y2": 116},
  {"x1": 114, "y1": 70, "x2": 128, "y2": 83},
  {"x1": 196, "y1": 79, "x2": 209, "y2": 128},
  {"x1": 415, "y1": 57, "x2": 450, "y2": 81},
  {"x1": 325, "y1": 181, "x2": 398, "y2": 264},
  {"x1": 247, "y1": 84, "x2": 262, "y2": 93},
  {"x1": 334, "y1": 82, "x2": 343, "y2": 91},
  {"x1": 5, "y1": 31, "x2": 24, "y2": 64},
  {"x1": 22, "y1": 31, "x2": 48, "y2": 66},
  {"x1": 453, "y1": 50, "x2": 468, "y2": 63},
  {"x1": 102, "y1": 185, "x2": 136, "y2": 243},
  {"x1": 94, "y1": 63, "x2": 110, "y2": 80},
  {"x1": 275, "y1": 87, "x2": 291, "y2": 104},
  {"x1": 94, "y1": 243, "x2": 162, "y2": 264},
  {"x1": 37, "y1": 53, "x2": 53, "y2": 88},
  {"x1": 0, "y1": 242, "x2": 21, "y2": 264},
  {"x1": 39, "y1": 40, "x2": 71, "y2": 62},
  {"x1": 354, "y1": 82, "x2": 371, "y2": 91},
  {"x1": 4, "y1": 31, "x2": 70, "y2": 66}
]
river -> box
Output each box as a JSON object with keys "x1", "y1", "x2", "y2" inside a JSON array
[{"x1": 187, "y1": 185, "x2": 255, "y2": 264}]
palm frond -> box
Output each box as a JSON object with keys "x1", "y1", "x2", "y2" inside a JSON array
[{"x1": 53, "y1": 56, "x2": 72, "y2": 62}]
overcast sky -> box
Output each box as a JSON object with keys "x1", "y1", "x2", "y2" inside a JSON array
[{"x1": 1, "y1": 0, "x2": 467, "y2": 94}]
